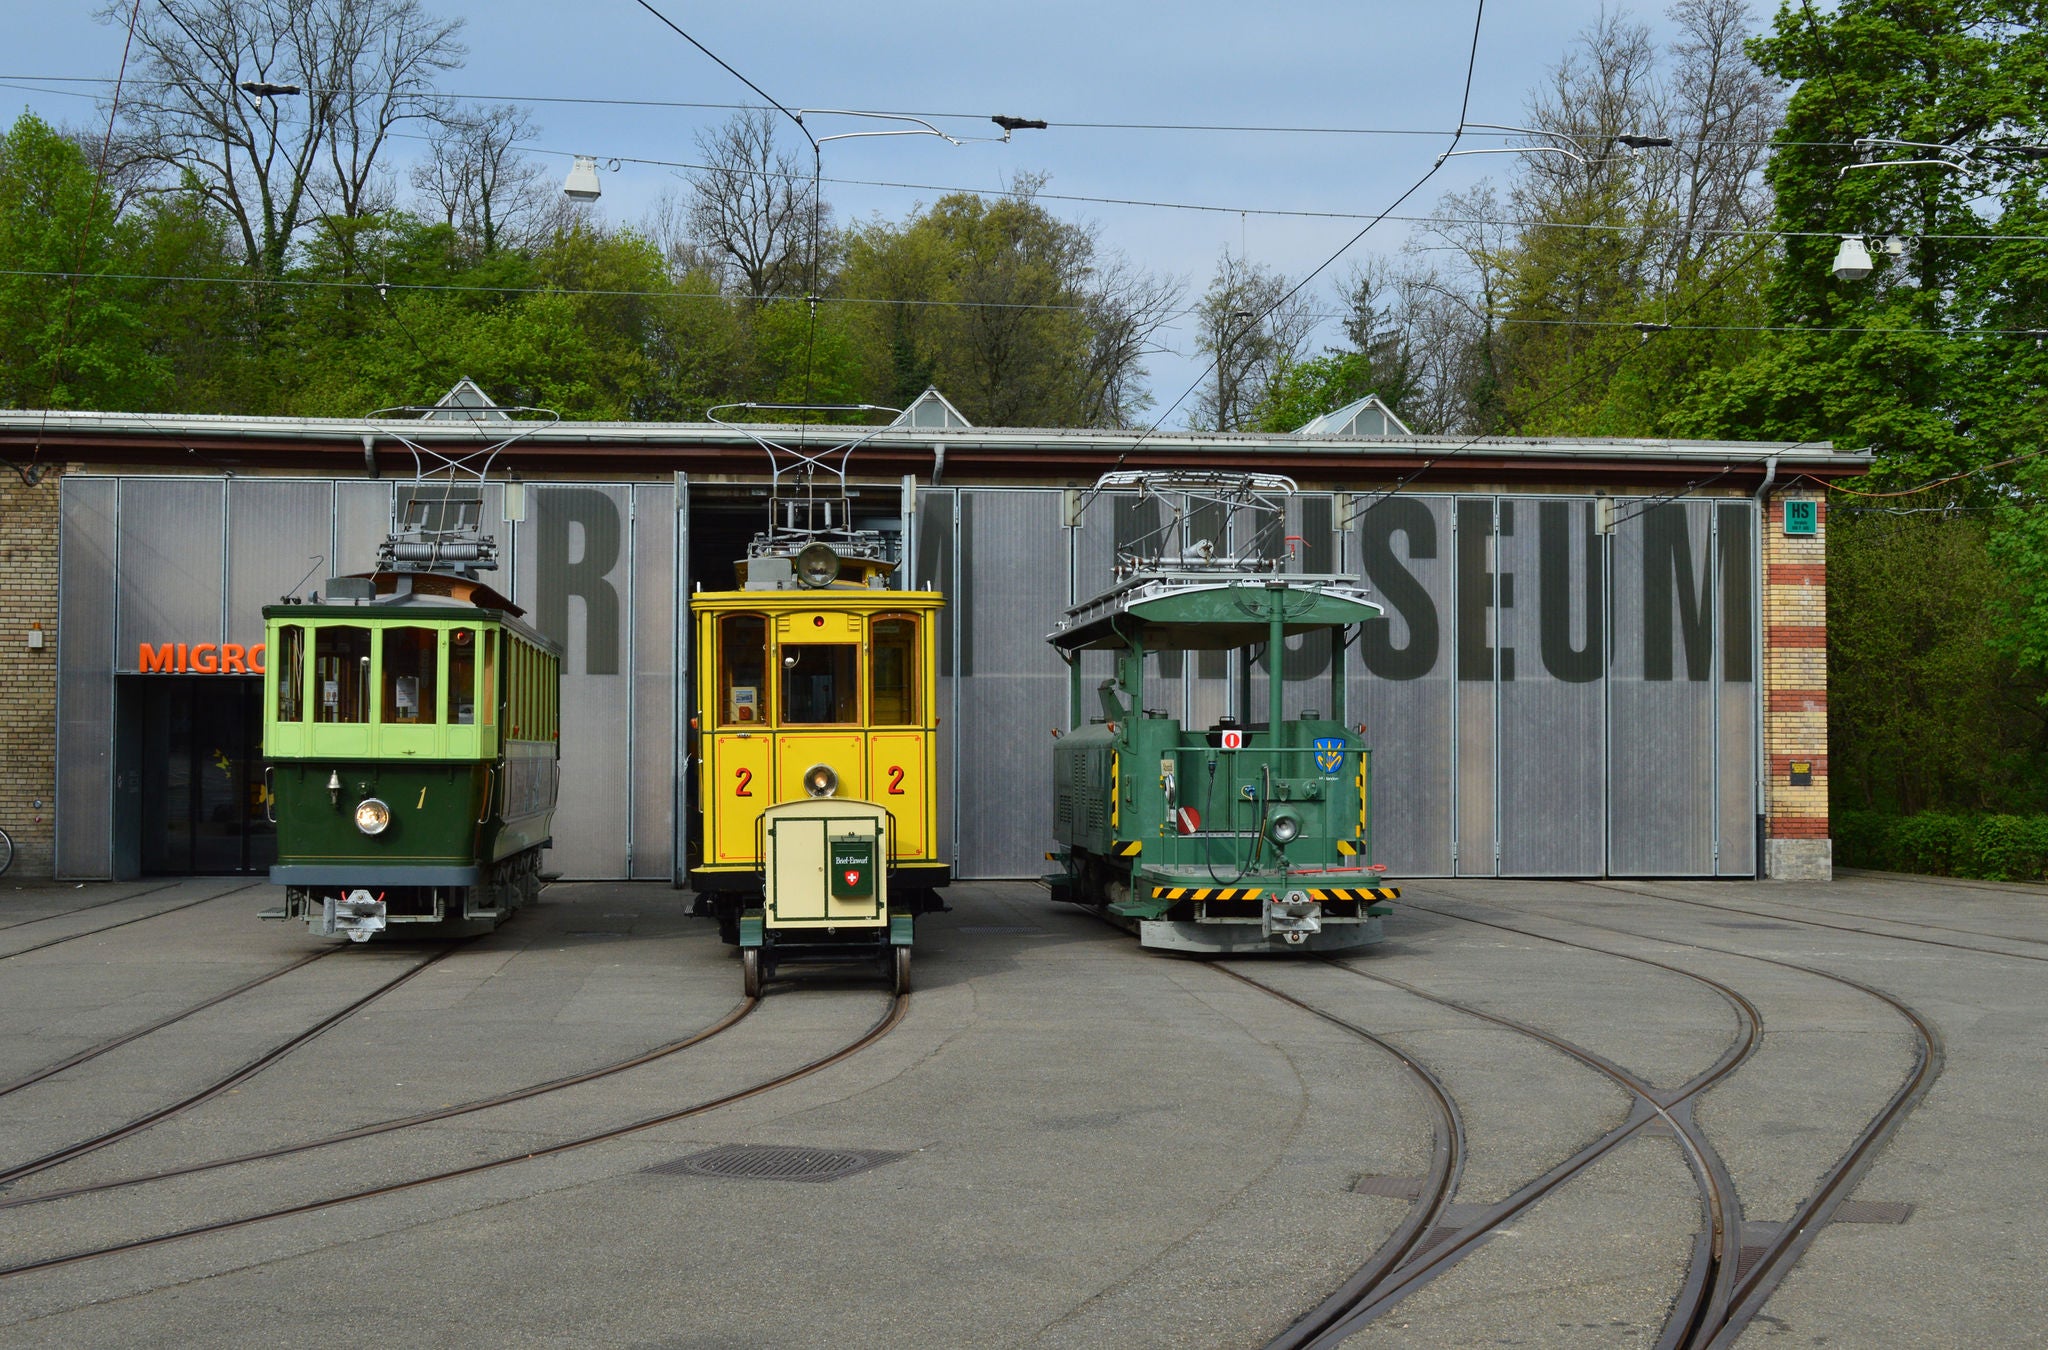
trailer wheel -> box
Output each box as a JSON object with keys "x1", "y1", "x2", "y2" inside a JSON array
[
  {"x1": 742, "y1": 947, "x2": 762, "y2": 998},
  {"x1": 891, "y1": 946, "x2": 911, "y2": 995}
]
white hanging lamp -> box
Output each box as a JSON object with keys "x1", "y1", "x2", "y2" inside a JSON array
[
  {"x1": 562, "y1": 155, "x2": 602, "y2": 202},
  {"x1": 1830, "y1": 235, "x2": 1873, "y2": 281}
]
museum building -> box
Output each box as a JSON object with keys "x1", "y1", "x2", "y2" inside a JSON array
[{"x1": 0, "y1": 388, "x2": 1860, "y2": 885}]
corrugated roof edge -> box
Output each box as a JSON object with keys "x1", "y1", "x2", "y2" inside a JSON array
[{"x1": 0, "y1": 408, "x2": 1855, "y2": 465}]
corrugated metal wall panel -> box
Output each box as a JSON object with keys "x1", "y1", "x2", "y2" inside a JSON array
[
  {"x1": 227, "y1": 480, "x2": 334, "y2": 648},
  {"x1": 56, "y1": 478, "x2": 119, "y2": 878},
  {"x1": 957, "y1": 489, "x2": 1068, "y2": 878},
  {"x1": 916, "y1": 489, "x2": 958, "y2": 869},
  {"x1": 1453, "y1": 499, "x2": 1496, "y2": 875},
  {"x1": 1608, "y1": 500, "x2": 1717, "y2": 875},
  {"x1": 1718, "y1": 501, "x2": 1759, "y2": 875},
  {"x1": 629, "y1": 482, "x2": 675, "y2": 880},
  {"x1": 1496, "y1": 498, "x2": 1605, "y2": 874},
  {"x1": 116, "y1": 478, "x2": 224, "y2": 665},
  {"x1": 333, "y1": 481, "x2": 393, "y2": 578},
  {"x1": 1350, "y1": 496, "x2": 1455, "y2": 876},
  {"x1": 513, "y1": 484, "x2": 633, "y2": 878}
]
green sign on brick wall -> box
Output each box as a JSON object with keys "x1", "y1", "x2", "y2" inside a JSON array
[{"x1": 1783, "y1": 499, "x2": 1817, "y2": 536}]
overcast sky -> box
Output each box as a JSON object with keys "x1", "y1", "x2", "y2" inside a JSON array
[{"x1": 3, "y1": 1, "x2": 1703, "y2": 424}]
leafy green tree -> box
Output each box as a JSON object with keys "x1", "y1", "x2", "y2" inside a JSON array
[{"x1": 0, "y1": 113, "x2": 164, "y2": 408}]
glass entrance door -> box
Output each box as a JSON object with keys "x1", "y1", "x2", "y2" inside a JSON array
[{"x1": 137, "y1": 677, "x2": 276, "y2": 875}]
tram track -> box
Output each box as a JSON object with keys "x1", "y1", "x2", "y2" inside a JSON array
[
  {"x1": 0, "y1": 996, "x2": 755, "y2": 1212},
  {"x1": 0, "y1": 882, "x2": 260, "y2": 961},
  {"x1": 1408, "y1": 888, "x2": 1944, "y2": 1350},
  {"x1": 0, "y1": 948, "x2": 339, "y2": 1100},
  {"x1": 1577, "y1": 878, "x2": 2048, "y2": 963},
  {"x1": 0, "y1": 991, "x2": 907, "y2": 1281},
  {"x1": 1244, "y1": 920, "x2": 1763, "y2": 1349},
  {"x1": 0, "y1": 943, "x2": 466, "y2": 1189},
  {"x1": 0, "y1": 882, "x2": 186, "y2": 932}
]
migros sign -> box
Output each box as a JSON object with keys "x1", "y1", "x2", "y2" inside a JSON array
[{"x1": 136, "y1": 642, "x2": 266, "y2": 674}]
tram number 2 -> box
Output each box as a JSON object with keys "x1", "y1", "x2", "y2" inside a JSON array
[
  {"x1": 886, "y1": 765, "x2": 905, "y2": 795},
  {"x1": 733, "y1": 767, "x2": 753, "y2": 797}
]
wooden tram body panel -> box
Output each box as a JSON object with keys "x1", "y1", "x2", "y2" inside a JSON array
[
  {"x1": 689, "y1": 587, "x2": 946, "y2": 898},
  {"x1": 262, "y1": 572, "x2": 561, "y2": 938}
]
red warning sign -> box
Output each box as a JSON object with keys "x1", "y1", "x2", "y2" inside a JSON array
[
  {"x1": 1220, "y1": 729, "x2": 1244, "y2": 749},
  {"x1": 1175, "y1": 806, "x2": 1202, "y2": 835}
]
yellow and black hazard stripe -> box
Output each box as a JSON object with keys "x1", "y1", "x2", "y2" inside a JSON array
[
  {"x1": 1306, "y1": 887, "x2": 1401, "y2": 902},
  {"x1": 1151, "y1": 885, "x2": 1265, "y2": 901},
  {"x1": 1336, "y1": 839, "x2": 1358, "y2": 856},
  {"x1": 1110, "y1": 840, "x2": 1143, "y2": 857}
]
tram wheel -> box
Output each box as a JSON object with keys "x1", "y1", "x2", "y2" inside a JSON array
[
  {"x1": 742, "y1": 947, "x2": 762, "y2": 998},
  {"x1": 891, "y1": 946, "x2": 911, "y2": 995}
]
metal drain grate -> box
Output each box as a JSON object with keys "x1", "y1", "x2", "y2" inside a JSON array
[
  {"x1": 1833, "y1": 1200, "x2": 1912, "y2": 1224},
  {"x1": 1351, "y1": 1174, "x2": 1424, "y2": 1199},
  {"x1": 645, "y1": 1145, "x2": 907, "y2": 1184},
  {"x1": 1735, "y1": 1244, "x2": 1769, "y2": 1281}
]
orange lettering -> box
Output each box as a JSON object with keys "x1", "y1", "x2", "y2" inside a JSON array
[
  {"x1": 220, "y1": 643, "x2": 247, "y2": 673},
  {"x1": 249, "y1": 642, "x2": 265, "y2": 674},
  {"x1": 138, "y1": 643, "x2": 176, "y2": 672},
  {"x1": 176, "y1": 642, "x2": 188, "y2": 672},
  {"x1": 190, "y1": 644, "x2": 219, "y2": 673}
]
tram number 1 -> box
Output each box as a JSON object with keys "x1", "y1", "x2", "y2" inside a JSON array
[
  {"x1": 734, "y1": 767, "x2": 753, "y2": 797},
  {"x1": 886, "y1": 765, "x2": 905, "y2": 795}
]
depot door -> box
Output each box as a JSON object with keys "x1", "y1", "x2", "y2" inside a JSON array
[{"x1": 133, "y1": 677, "x2": 275, "y2": 875}]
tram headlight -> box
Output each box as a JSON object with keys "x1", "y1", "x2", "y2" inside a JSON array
[
  {"x1": 794, "y1": 542, "x2": 840, "y2": 589},
  {"x1": 1266, "y1": 809, "x2": 1302, "y2": 846},
  {"x1": 803, "y1": 764, "x2": 839, "y2": 798},
  {"x1": 354, "y1": 797, "x2": 392, "y2": 835}
]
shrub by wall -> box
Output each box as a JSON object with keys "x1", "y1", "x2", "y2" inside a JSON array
[{"x1": 1836, "y1": 810, "x2": 2048, "y2": 882}]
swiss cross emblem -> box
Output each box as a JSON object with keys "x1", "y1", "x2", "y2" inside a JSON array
[{"x1": 843, "y1": 868, "x2": 862, "y2": 887}]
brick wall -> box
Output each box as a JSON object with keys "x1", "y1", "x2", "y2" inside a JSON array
[
  {"x1": 0, "y1": 466, "x2": 61, "y2": 877},
  {"x1": 1760, "y1": 491, "x2": 1831, "y2": 876}
]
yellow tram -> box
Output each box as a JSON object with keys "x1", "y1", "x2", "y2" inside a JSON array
[{"x1": 689, "y1": 540, "x2": 947, "y2": 994}]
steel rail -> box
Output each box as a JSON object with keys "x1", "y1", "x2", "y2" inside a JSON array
[
  {"x1": 1271, "y1": 922, "x2": 1762, "y2": 1349},
  {"x1": 0, "y1": 882, "x2": 258, "y2": 960},
  {"x1": 0, "y1": 881, "x2": 185, "y2": 931},
  {"x1": 1431, "y1": 886, "x2": 1945, "y2": 1348},
  {"x1": 0, "y1": 993, "x2": 907, "y2": 1279},
  {"x1": 0, "y1": 997, "x2": 756, "y2": 1212},
  {"x1": 0, "y1": 948, "x2": 337, "y2": 1100},
  {"x1": 0, "y1": 944, "x2": 464, "y2": 1187},
  {"x1": 1577, "y1": 878, "x2": 2048, "y2": 963},
  {"x1": 1214, "y1": 965, "x2": 1465, "y2": 1350}
]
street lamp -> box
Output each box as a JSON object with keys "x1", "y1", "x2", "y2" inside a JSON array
[
  {"x1": 1831, "y1": 235, "x2": 1874, "y2": 281},
  {"x1": 562, "y1": 155, "x2": 603, "y2": 202}
]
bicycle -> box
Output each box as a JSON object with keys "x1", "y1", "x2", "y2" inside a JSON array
[{"x1": 0, "y1": 824, "x2": 12, "y2": 877}]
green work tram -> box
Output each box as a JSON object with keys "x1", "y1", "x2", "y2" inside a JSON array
[{"x1": 260, "y1": 570, "x2": 560, "y2": 941}]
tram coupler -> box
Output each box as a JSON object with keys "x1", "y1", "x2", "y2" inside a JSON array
[
  {"x1": 1263, "y1": 891, "x2": 1323, "y2": 945},
  {"x1": 319, "y1": 889, "x2": 388, "y2": 943}
]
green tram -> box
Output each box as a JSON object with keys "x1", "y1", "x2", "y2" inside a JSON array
[
  {"x1": 1046, "y1": 472, "x2": 1399, "y2": 954},
  {"x1": 260, "y1": 569, "x2": 560, "y2": 941}
]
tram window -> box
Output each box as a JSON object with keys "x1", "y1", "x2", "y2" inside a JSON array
[
  {"x1": 781, "y1": 644, "x2": 859, "y2": 724},
  {"x1": 380, "y1": 628, "x2": 440, "y2": 724},
  {"x1": 275, "y1": 625, "x2": 305, "y2": 723},
  {"x1": 871, "y1": 617, "x2": 918, "y2": 724},
  {"x1": 314, "y1": 627, "x2": 372, "y2": 724},
  {"x1": 479, "y1": 630, "x2": 496, "y2": 726},
  {"x1": 719, "y1": 614, "x2": 767, "y2": 725},
  {"x1": 449, "y1": 628, "x2": 476, "y2": 724}
]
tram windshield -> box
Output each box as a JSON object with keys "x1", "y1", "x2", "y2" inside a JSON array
[
  {"x1": 781, "y1": 645, "x2": 859, "y2": 724},
  {"x1": 870, "y1": 616, "x2": 918, "y2": 725},
  {"x1": 381, "y1": 627, "x2": 440, "y2": 724},
  {"x1": 314, "y1": 627, "x2": 372, "y2": 723}
]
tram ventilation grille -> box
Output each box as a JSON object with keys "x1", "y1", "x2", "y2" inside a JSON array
[{"x1": 645, "y1": 1145, "x2": 907, "y2": 1184}]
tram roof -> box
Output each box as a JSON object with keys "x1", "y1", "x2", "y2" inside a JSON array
[
  {"x1": 0, "y1": 409, "x2": 1864, "y2": 490},
  {"x1": 1050, "y1": 570, "x2": 1384, "y2": 653}
]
